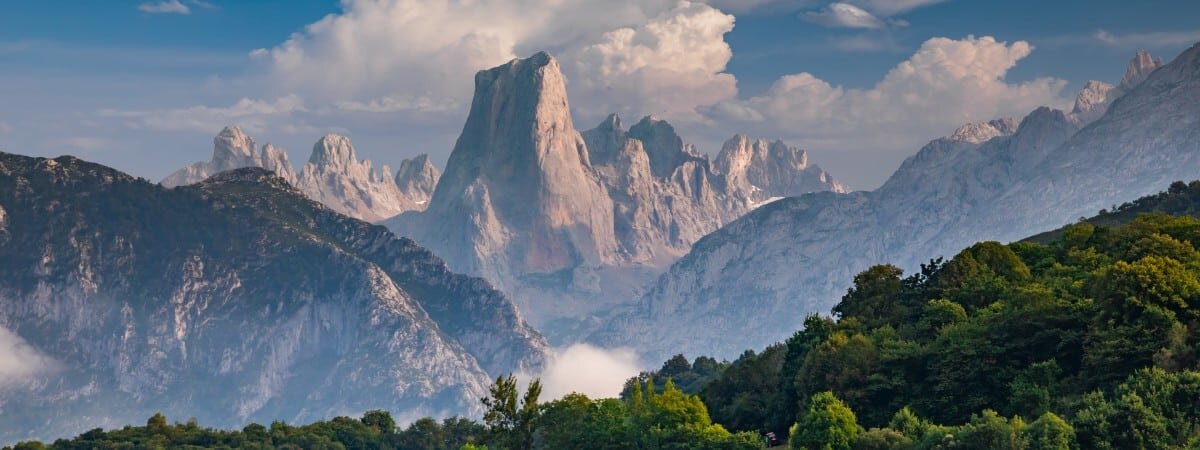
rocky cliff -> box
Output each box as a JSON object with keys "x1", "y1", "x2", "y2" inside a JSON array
[
  {"x1": 388, "y1": 53, "x2": 847, "y2": 338},
  {"x1": 0, "y1": 153, "x2": 546, "y2": 442}
]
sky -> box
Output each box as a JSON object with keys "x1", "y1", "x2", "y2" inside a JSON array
[{"x1": 0, "y1": 0, "x2": 1197, "y2": 189}]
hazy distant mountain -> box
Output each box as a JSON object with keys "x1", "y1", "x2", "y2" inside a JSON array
[
  {"x1": 162, "y1": 128, "x2": 440, "y2": 223},
  {"x1": 0, "y1": 153, "x2": 546, "y2": 442},
  {"x1": 594, "y1": 45, "x2": 1197, "y2": 362},
  {"x1": 386, "y1": 52, "x2": 846, "y2": 338}
]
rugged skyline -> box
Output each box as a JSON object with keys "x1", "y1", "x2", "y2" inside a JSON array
[{"x1": 1, "y1": 1, "x2": 1198, "y2": 189}]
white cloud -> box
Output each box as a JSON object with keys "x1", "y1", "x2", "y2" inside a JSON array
[
  {"x1": 533, "y1": 344, "x2": 641, "y2": 400},
  {"x1": 851, "y1": 0, "x2": 947, "y2": 15},
  {"x1": 1094, "y1": 28, "x2": 1200, "y2": 49},
  {"x1": 138, "y1": 0, "x2": 191, "y2": 15},
  {"x1": 0, "y1": 327, "x2": 58, "y2": 386},
  {"x1": 567, "y1": 1, "x2": 737, "y2": 121},
  {"x1": 0, "y1": 121, "x2": 11, "y2": 134},
  {"x1": 804, "y1": 2, "x2": 885, "y2": 29},
  {"x1": 240, "y1": 0, "x2": 738, "y2": 130},
  {"x1": 99, "y1": 94, "x2": 307, "y2": 134},
  {"x1": 702, "y1": 35, "x2": 1068, "y2": 185}
]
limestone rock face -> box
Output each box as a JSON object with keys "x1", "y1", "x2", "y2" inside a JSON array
[
  {"x1": 1121, "y1": 49, "x2": 1164, "y2": 90},
  {"x1": 297, "y1": 134, "x2": 419, "y2": 223},
  {"x1": 0, "y1": 154, "x2": 547, "y2": 442},
  {"x1": 259, "y1": 143, "x2": 298, "y2": 183},
  {"x1": 393, "y1": 52, "x2": 618, "y2": 285},
  {"x1": 715, "y1": 134, "x2": 849, "y2": 198},
  {"x1": 164, "y1": 129, "x2": 437, "y2": 222},
  {"x1": 947, "y1": 118, "x2": 1019, "y2": 144},
  {"x1": 388, "y1": 53, "x2": 848, "y2": 337},
  {"x1": 162, "y1": 126, "x2": 290, "y2": 187},
  {"x1": 594, "y1": 47, "x2": 1199, "y2": 362},
  {"x1": 1071, "y1": 80, "x2": 1116, "y2": 124},
  {"x1": 394, "y1": 154, "x2": 441, "y2": 207}
]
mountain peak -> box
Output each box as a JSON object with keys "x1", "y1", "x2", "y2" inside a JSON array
[
  {"x1": 1071, "y1": 80, "x2": 1116, "y2": 123},
  {"x1": 411, "y1": 51, "x2": 617, "y2": 277},
  {"x1": 212, "y1": 125, "x2": 257, "y2": 171},
  {"x1": 1120, "y1": 49, "x2": 1163, "y2": 90},
  {"x1": 949, "y1": 117, "x2": 1019, "y2": 144},
  {"x1": 308, "y1": 133, "x2": 357, "y2": 168},
  {"x1": 395, "y1": 153, "x2": 441, "y2": 206},
  {"x1": 598, "y1": 113, "x2": 623, "y2": 132},
  {"x1": 628, "y1": 115, "x2": 695, "y2": 178}
]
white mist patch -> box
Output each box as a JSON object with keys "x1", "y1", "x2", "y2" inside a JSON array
[
  {"x1": 0, "y1": 327, "x2": 59, "y2": 386},
  {"x1": 535, "y1": 344, "x2": 641, "y2": 400}
]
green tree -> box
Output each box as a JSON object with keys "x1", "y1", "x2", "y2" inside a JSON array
[
  {"x1": 361, "y1": 409, "x2": 396, "y2": 434},
  {"x1": 952, "y1": 410, "x2": 1027, "y2": 450},
  {"x1": 482, "y1": 375, "x2": 542, "y2": 450},
  {"x1": 1024, "y1": 412, "x2": 1075, "y2": 450},
  {"x1": 791, "y1": 391, "x2": 860, "y2": 450},
  {"x1": 834, "y1": 265, "x2": 905, "y2": 329}
]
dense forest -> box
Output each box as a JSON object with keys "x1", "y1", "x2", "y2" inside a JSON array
[{"x1": 8, "y1": 181, "x2": 1200, "y2": 449}]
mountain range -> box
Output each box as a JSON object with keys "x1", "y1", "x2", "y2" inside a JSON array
[
  {"x1": 0, "y1": 153, "x2": 545, "y2": 442},
  {"x1": 385, "y1": 52, "x2": 847, "y2": 338},
  {"x1": 163, "y1": 127, "x2": 441, "y2": 223},
  {"x1": 594, "y1": 45, "x2": 1200, "y2": 362}
]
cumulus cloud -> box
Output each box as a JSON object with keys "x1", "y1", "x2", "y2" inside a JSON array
[
  {"x1": 0, "y1": 327, "x2": 58, "y2": 386},
  {"x1": 255, "y1": 0, "x2": 686, "y2": 105},
  {"x1": 702, "y1": 35, "x2": 1068, "y2": 185},
  {"x1": 567, "y1": 1, "x2": 737, "y2": 121},
  {"x1": 138, "y1": 0, "x2": 191, "y2": 15},
  {"x1": 804, "y1": 2, "x2": 885, "y2": 29},
  {"x1": 242, "y1": 0, "x2": 737, "y2": 127},
  {"x1": 99, "y1": 94, "x2": 307, "y2": 134},
  {"x1": 533, "y1": 344, "x2": 641, "y2": 400}
]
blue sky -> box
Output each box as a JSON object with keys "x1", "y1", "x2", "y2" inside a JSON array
[{"x1": 1, "y1": 0, "x2": 1197, "y2": 188}]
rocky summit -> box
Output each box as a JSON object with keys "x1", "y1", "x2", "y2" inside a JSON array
[
  {"x1": 595, "y1": 46, "x2": 1200, "y2": 362},
  {"x1": 0, "y1": 153, "x2": 546, "y2": 442},
  {"x1": 162, "y1": 128, "x2": 440, "y2": 223},
  {"x1": 387, "y1": 53, "x2": 847, "y2": 337}
]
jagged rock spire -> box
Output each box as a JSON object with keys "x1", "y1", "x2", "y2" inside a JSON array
[{"x1": 1120, "y1": 49, "x2": 1163, "y2": 90}]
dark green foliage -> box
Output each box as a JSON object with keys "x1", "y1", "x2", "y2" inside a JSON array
[
  {"x1": 481, "y1": 374, "x2": 541, "y2": 450},
  {"x1": 702, "y1": 345, "x2": 786, "y2": 434},
  {"x1": 621, "y1": 354, "x2": 729, "y2": 399},
  {"x1": 5, "y1": 410, "x2": 485, "y2": 450}
]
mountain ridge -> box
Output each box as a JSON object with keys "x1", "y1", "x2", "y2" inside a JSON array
[
  {"x1": 593, "y1": 46, "x2": 1200, "y2": 362},
  {"x1": 0, "y1": 152, "x2": 546, "y2": 442}
]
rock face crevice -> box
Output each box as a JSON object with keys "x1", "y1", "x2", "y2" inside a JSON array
[
  {"x1": 387, "y1": 53, "x2": 847, "y2": 334},
  {"x1": 595, "y1": 47, "x2": 1200, "y2": 362}
]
